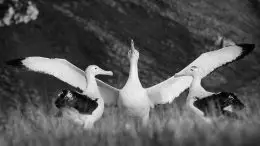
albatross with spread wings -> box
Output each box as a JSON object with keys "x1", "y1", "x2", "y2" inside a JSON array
[
  {"x1": 175, "y1": 42, "x2": 255, "y2": 122},
  {"x1": 5, "y1": 40, "x2": 193, "y2": 126},
  {"x1": 6, "y1": 39, "x2": 254, "y2": 125},
  {"x1": 6, "y1": 61, "x2": 113, "y2": 129}
]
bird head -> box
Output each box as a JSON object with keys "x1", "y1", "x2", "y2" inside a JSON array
[
  {"x1": 175, "y1": 66, "x2": 204, "y2": 78},
  {"x1": 127, "y1": 39, "x2": 140, "y2": 61},
  {"x1": 85, "y1": 65, "x2": 113, "y2": 77}
]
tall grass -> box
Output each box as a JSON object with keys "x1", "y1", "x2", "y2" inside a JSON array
[
  {"x1": 1, "y1": 67, "x2": 260, "y2": 146},
  {"x1": 0, "y1": 0, "x2": 260, "y2": 145},
  {"x1": 1, "y1": 91, "x2": 260, "y2": 146}
]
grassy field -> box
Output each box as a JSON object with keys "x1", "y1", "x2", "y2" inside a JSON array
[
  {"x1": 1, "y1": 68, "x2": 260, "y2": 146},
  {"x1": 2, "y1": 93, "x2": 260, "y2": 146},
  {"x1": 0, "y1": 0, "x2": 260, "y2": 145}
]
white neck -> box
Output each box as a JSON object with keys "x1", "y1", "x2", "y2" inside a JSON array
[
  {"x1": 187, "y1": 75, "x2": 210, "y2": 101},
  {"x1": 85, "y1": 73, "x2": 100, "y2": 96},
  {"x1": 126, "y1": 59, "x2": 142, "y2": 86}
]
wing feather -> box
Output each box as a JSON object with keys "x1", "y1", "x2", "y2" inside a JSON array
[
  {"x1": 175, "y1": 44, "x2": 254, "y2": 78},
  {"x1": 6, "y1": 57, "x2": 119, "y2": 105},
  {"x1": 146, "y1": 76, "x2": 192, "y2": 105},
  {"x1": 147, "y1": 44, "x2": 254, "y2": 105}
]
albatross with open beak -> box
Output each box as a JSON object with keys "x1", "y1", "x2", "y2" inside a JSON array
[
  {"x1": 174, "y1": 43, "x2": 255, "y2": 122},
  {"x1": 117, "y1": 40, "x2": 153, "y2": 125},
  {"x1": 111, "y1": 40, "x2": 193, "y2": 126},
  {"x1": 6, "y1": 38, "x2": 254, "y2": 126},
  {"x1": 4, "y1": 41, "x2": 193, "y2": 126}
]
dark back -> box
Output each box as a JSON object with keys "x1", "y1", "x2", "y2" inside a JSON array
[
  {"x1": 55, "y1": 90, "x2": 99, "y2": 115},
  {"x1": 193, "y1": 92, "x2": 244, "y2": 117}
]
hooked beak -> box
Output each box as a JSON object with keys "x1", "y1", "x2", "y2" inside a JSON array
[{"x1": 100, "y1": 69, "x2": 113, "y2": 76}]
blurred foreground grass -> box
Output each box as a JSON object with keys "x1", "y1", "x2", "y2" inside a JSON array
[
  {"x1": 1, "y1": 68, "x2": 260, "y2": 146},
  {"x1": 0, "y1": 0, "x2": 260, "y2": 145}
]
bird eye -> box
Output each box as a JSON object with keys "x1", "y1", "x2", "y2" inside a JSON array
[{"x1": 190, "y1": 66, "x2": 197, "y2": 71}]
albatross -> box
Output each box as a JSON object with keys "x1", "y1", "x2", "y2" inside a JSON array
[
  {"x1": 5, "y1": 41, "x2": 194, "y2": 126},
  {"x1": 6, "y1": 39, "x2": 254, "y2": 125},
  {"x1": 6, "y1": 60, "x2": 113, "y2": 129},
  {"x1": 174, "y1": 42, "x2": 255, "y2": 122}
]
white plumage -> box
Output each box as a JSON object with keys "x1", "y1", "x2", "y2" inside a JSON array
[
  {"x1": 7, "y1": 60, "x2": 113, "y2": 129},
  {"x1": 5, "y1": 41, "x2": 193, "y2": 126},
  {"x1": 6, "y1": 38, "x2": 255, "y2": 125},
  {"x1": 175, "y1": 43, "x2": 255, "y2": 79},
  {"x1": 175, "y1": 42, "x2": 255, "y2": 122},
  {"x1": 6, "y1": 57, "x2": 119, "y2": 105}
]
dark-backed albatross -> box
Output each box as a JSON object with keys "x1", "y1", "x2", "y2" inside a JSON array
[
  {"x1": 174, "y1": 43, "x2": 255, "y2": 122},
  {"x1": 6, "y1": 39, "x2": 254, "y2": 126},
  {"x1": 5, "y1": 42, "x2": 191, "y2": 126},
  {"x1": 6, "y1": 60, "x2": 113, "y2": 129}
]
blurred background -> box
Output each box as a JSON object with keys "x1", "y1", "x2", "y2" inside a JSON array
[
  {"x1": 0, "y1": 0, "x2": 260, "y2": 145},
  {"x1": 1, "y1": 0, "x2": 259, "y2": 108}
]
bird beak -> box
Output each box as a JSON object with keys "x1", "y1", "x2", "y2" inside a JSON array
[
  {"x1": 100, "y1": 69, "x2": 113, "y2": 76},
  {"x1": 131, "y1": 39, "x2": 134, "y2": 51},
  {"x1": 130, "y1": 39, "x2": 138, "y2": 52},
  {"x1": 174, "y1": 72, "x2": 187, "y2": 78}
]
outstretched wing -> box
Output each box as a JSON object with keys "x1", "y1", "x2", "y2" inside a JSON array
[
  {"x1": 6, "y1": 57, "x2": 119, "y2": 105},
  {"x1": 146, "y1": 43, "x2": 254, "y2": 105},
  {"x1": 175, "y1": 44, "x2": 255, "y2": 78},
  {"x1": 146, "y1": 76, "x2": 192, "y2": 105},
  {"x1": 96, "y1": 79, "x2": 119, "y2": 106}
]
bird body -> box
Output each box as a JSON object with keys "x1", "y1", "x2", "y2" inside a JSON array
[
  {"x1": 55, "y1": 90, "x2": 99, "y2": 115},
  {"x1": 185, "y1": 75, "x2": 245, "y2": 122},
  {"x1": 6, "y1": 38, "x2": 254, "y2": 125},
  {"x1": 55, "y1": 89, "x2": 103, "y2": 128},
  {"x1": 6, "y1": 60, "x2": 112, "y2": 129},
  {"x1": 117, "y1": 40, "x2": 153, "y2": 125},
  {"x1": 193, "y1": 92, "x2": 244, "y2": 117},
  {"x1": 175, "y1": 42, "x2": 254, "y2": 122},
  {"x1": 53, "y1": 65, "x2": 110, "y2": 129}
]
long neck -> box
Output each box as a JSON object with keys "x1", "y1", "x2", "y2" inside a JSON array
[
  {"x1": 188, "y1": 76, "x2": 208, "y2": 100},
  {"x1": 85, "y1": 73, "x2": 99, "y2": 95},
  {"x1": 127, "y1": 59, "x2": 142, "y2": 86}
]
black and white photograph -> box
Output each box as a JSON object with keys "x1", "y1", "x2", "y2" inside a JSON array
[{"x1": 0, "y1": 0, "x2": 259, "y2": 145}]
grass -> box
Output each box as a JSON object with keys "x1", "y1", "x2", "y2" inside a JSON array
[
  {"x1": 0, "y1": 0, "x2": 260, "y2": 145},
  {"x1": 1, "y1": 69, "x2": 260, "y2": 146},
  {"x1": 1, "y1": 87, "x2": 260, "y2": 146}
]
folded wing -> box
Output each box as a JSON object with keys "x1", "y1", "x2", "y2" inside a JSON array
[{"x1": 6, "y1": 57, "x2": 119, "y2": 105}]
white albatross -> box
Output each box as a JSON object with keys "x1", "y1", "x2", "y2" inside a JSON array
[
  {"x1": 174, "y1": 43, "x2": 255, "y2": 122},
  {"x1": 5, "y1": 39, "x2": 254, "y2": 125},
  {"x1": 6, "y1": 61, "x2": 113, "y2": 129},
  {"x1": 4, "y1": 42, "x2": 193, "y2": 126}
]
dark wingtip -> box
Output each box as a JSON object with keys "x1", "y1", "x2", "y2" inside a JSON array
[
  {"x1": 5, "y1": 58, "x2": 26, "y2": 68},
  {"x1": 236, "y1": 43, "x2": 255, "y2": 60},
  {"x1": 75, "y1": 87, "x2": 83, "y2": 93},
  {"x1": 57, "y1": 89, "x2": 68, "y2": 98}
]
